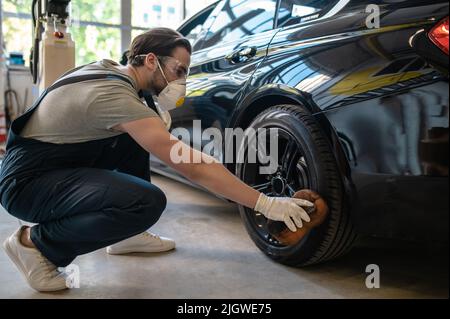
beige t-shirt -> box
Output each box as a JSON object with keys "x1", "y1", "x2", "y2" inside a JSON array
[{"x1": 20, "y1": 59, "x2": 158, "y2": 144}]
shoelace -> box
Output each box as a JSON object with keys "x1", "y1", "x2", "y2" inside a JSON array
[
  {"x1": 142, "y1": 232, "x2": 161, "y2": 240},
  {"x1": 37, "y1": 254, "x2": 61, "y2": 278}
]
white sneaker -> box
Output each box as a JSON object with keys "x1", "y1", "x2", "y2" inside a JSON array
[
  {"x1": 106, "y1": 232, "x2": 176, "y2": 255},
  {"x1": 3, "y1": 227, "x2": 68, "y2": 292}
]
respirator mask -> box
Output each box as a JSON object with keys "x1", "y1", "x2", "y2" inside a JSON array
[
  {"x1": 137, "y1": 54, "x2": 189, "y2": 112},
  {"x1": 155, "y1": 57, "x2": 187, "y2": 112}
]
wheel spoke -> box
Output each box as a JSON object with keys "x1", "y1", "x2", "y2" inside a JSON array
[
  {"x1": 298, "y1": 156, "x2": 308, "y2": 169},
  {"x1": 285, "y1": 183, "x2": 296, "y2": 197},
  {"x1": 251, "y1": 182, "x2": 272, "y2": 193},
  {"x1": 295, "y1": 157, "x2": 310, "y2": 189},
  {"x1": 281, "y1": 138, "x2": 297, "y2": 174}
]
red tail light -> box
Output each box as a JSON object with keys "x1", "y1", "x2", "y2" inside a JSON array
[{"x1": 429, "y1": 17, "x2": 449, "y2": 55}]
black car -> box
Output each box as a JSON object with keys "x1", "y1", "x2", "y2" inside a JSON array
[{"x1": 150, "y1": 0, "x2": 449, "y2": 267}]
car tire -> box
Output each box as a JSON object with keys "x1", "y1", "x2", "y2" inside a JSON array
[{"x1": 236, "y1": 104, "x2": 357, "y2": 267}]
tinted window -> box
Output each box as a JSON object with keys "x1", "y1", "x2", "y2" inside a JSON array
[
  {"x1": 179, "y1": 4, "x2": 218, "y2": 51},
  {"x1": 201, "y1": 0, "x2": 277, "y2": 49},
  {"x1": 277, "y1": 0, "x2": 338, "y2": 28}
]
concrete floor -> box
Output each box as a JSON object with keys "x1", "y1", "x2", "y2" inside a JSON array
[{"x1": 0, "y1": 174, "x2": 448, "y2": 299}]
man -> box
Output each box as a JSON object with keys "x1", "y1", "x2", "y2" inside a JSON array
[{"x1": 0, "y1": 28, "x2": 313, "y2": 292}]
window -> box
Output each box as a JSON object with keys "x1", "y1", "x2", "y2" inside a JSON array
[
  {"x1": 1, "y1": 0, "x2": 218, "y2": 67},
  {"x1": 132, "y1": 28, "x2": 145, "y2": 41},
  {"x1": 277, "y1": 0, "x2": 339, "y2": 28},
  {"x1": 185, "y1": 0, "x2": 218, "y2": 18},
  {"x1": 1, "y1": 0, "x2": 33, "y2": 65},
  {"x1": 200, "y1": 0, "x2": 278, "y2": 49},
  {"x1": 178, "y1": 1, "x2": 219, "y2": 50},
  {"x1": 71, "y1": 0, "x2": 121, "y2": 25},
  {"x1": 71, "y1": 0, "x2": 122, "y2": 65},
  {"x1": 185, "y1": 24, "x2": 206, "y2": 45},
  {"x1": 2, "y1": 17, "x2": 33, "y2": 66},
  {"x1": 132, "y1": 0, "x2": 183, "y2": 29},
  {"x1": 1, "y1": 0, "x2": 122, "y2": 66},
  {"x1": 2, "y1": 0, "x2": 31, "y2": 13},
  {"x1": 70, "y1": 25, "x2": 121, "y2": 66}
]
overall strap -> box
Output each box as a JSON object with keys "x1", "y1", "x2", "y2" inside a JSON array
[
  {"x1": 26, "y1": 73, "x2": 134, "y2": 115},
  {"x1": 49, "y1": 73, "x2": 134, "y2": 94}
]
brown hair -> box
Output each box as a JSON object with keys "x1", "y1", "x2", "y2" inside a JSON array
[{"x1": 128, "y1": 28, "x2": 192, "y2": 67}]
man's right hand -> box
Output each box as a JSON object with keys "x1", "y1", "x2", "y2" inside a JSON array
[{"x1": 254, "y1": 193, "x2": 314, "y2": 232}]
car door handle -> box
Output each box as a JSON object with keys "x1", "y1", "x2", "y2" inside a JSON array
[{"x1": 225, "y1": 47, "x2": 258, "y2": 64}]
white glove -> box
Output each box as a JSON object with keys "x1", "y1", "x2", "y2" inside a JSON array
[{"x1": 254, "y1": 193, "x2": 313, "y2": 232}]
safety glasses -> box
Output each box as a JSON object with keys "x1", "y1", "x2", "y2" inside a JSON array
[
  {"x1": 135, "y1": 54, "x2": 190, "y2": 80},
  {"x1": 158, "y1": 56, "x2": 190, "y2": 80}
]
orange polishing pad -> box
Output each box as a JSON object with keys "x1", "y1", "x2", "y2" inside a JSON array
[{"x1": 267, "y1": 190, "x2": 329, "y2": 246}]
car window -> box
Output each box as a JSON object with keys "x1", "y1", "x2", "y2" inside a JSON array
[
  {"x1": 178, "y1": 2, "x2": 221, "y2": 51},
  {"x1": 185, "y1": 24, "x2": 205, "y2": 45},
  {"x1": 200, "y1": 0, "x2": 278, "y2": 49},
  {"x1": 277, "y1": 0, "x2": 339, "y2": 28}
]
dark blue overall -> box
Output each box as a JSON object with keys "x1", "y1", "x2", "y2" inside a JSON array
[{"x1": 0, "y1": 73, "x2": 167, "y2": 267}]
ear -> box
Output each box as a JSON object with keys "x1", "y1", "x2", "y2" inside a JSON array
[{"x1": 144, "y1": 53, "x2": 158, "y2": 72}]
